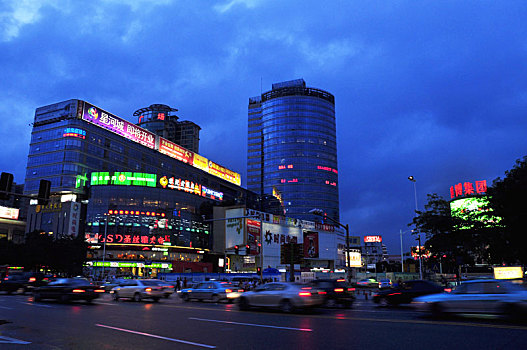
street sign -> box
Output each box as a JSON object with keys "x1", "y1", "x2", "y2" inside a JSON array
[{"x1": 280, "y1": 243, "x2": 303, "y2": 264}]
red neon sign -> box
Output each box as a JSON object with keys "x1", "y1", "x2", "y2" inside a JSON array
[
  {"x1": 450, "y1": 180, "x2": 487, "y2": 199},
  {"x1": 364, "y1": 235, "x2": 382, "y2": 243}
]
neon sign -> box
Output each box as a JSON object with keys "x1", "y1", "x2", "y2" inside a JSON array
[
  {"x1": 364, "y1": 235, "x2": 382, "y2": 243},
  {"x1": 317, "y1": 166, "x2": 338, "y2": 174},
  {"x1": 450, "y1": 180, "x2": 487, "y2": 199},
  {"x1": 158, "y1": 138, "x2": 193, "y2": 164},
  {"x1": 91, "y1": 172, "x2": 157, "y2": 187},
  {"x1": 278, "y1": 165, "x2": 294, "y2": 170},
  {"x1": 82, "y1": 102, "x2": 156, "y2": 149},
  {"x1": 159, "y1": 176, "x2": 223, "y2": 201},
  {"x1": 63, "y1": 127, "x2": 86, "y2": 139}
]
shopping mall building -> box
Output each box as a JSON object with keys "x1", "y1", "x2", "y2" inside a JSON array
[{"x1": 23, "y1": 99, "x2": 346, "y2": 278}]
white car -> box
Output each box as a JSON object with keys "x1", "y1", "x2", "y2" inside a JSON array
[
  {"x1": 412, "y1": 279, "x2": 527, "y2": 319},
  {"x1": 111, "y1": 279, "x2": 165, "y2": 302},
  {"x1": 238, "y1": 282, "x2": 325, "y2": 312}
]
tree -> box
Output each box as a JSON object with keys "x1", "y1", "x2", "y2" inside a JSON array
[
  {"x1": 487, "y1": 156, "x2": 527, "y2": 265},
  {"x1": 410, "y1": 193, "x2": 494, "y2": 273}
]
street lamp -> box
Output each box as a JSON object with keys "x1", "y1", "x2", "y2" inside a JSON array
[
  {"x1": 309, "y1": 209, "x2": 351, "y2": 283},
  {"x1": 408, "y1": 176, "x2": 423, "y2": 280}
]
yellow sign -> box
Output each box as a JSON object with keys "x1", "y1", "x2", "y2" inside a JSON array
[{"x1": 493, "y1": 266, "x2": 523, "y2": 280}]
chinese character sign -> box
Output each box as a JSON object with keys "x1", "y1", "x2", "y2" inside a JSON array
[{"x1": 450, "y1": 180, "x2": 487, "y2": 199}]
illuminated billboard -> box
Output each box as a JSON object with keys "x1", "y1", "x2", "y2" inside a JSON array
[
  {"x1": 90, "y1": 172, "x2": 223, "y2": 201},
  {"x1": 158, "y1": 138, "x2": 193, "y2": 164},
  {"x1": 450, "y1": 196, "x2": 501, "y2": 227},
  {"x1": 364, "y1": 235, "x2": 382, "y2": 243},
  {"x1": 494, "y1": 266, "x2": 523, "y2": 280},
  {"x1": 348, "y1": 251, "x2": 362, "y2": 267},
  {"x1": 82, "y1": 102, "x2": 156, "y2": 149},
  {"x1": 0, "y1": 206, "x2": 19, "y2": 220}
]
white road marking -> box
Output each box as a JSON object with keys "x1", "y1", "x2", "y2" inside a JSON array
[
  {"x1": 0, "y1": 335, "x2": 31, "y2": 344},
  {"x1": 94, "y1": 302, "x2": 118, "y2": 306},
  {"x1": 95, "y1": 324, "x2": 216, "y2": 348},
  {"x1": 0, "y1": 305, "x2": 13, "y2": 309},
  {"x1": 189, "y1": 317, "x2": 313, "y2": 332}
]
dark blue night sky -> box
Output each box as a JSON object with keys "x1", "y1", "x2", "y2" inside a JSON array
[{"x1": 2, "y1": 1, "x2": 527, "y2": 254}]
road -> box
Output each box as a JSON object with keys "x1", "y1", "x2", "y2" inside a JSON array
[{"x1": 1, "y1": 292, "x2": 526, "y2": 349}]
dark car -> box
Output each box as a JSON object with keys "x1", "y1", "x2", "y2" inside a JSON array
[
  {"x1": 0, "y1": 272, "x2": 48, "y2": 295},
  {"x1": 33, "y1": 278, "x2": 105, "y2": 303},
  {"x1": 373, "y1": 280, "x2": 444, "y2": 307},
  {"x1": 308, "y1": 278, "x2": 355, "y2": 308}
]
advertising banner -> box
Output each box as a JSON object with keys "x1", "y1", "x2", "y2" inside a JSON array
[
  {"x1": 207, "y1": 160, "x2": 242, "y2": 186},
  {"x1": 0, "y1": 206, "x2": 19, "y2": 220},
  {"x1": 348, "y1": 251, "x2": 362, "y2": 267},
  {"x1": 364, "y1": 235, "x2": 382, "y2": 243},
  {"x1": 82, "y1": 102, "x2": 156, "y2": 149},
  {"x1": 303, "y1": 231, "x2": 319, "y2": 258},
  {"x1": 247, "y1": 219, "x2": 261, "y2": 255},
  {"x1": 68, "y1": 202, "x2": 81, "y2": 236},
  {"x1": 225, "y1": 208, "x2": 245, "y2": 249},
  {"x1": 158, "y1": 138, "x2": 194, "y2": 165}
]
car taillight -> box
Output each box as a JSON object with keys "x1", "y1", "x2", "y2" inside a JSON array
[
  {"x1": 238, "y1": 289, "x2": 244, "y2": 292},
  {"x1": 334, "y1": 288, "x2": 344, "y2": 293},
  {"x1": 299, "y1": 292, "x2": 311, "y2": 297},
  {"x1": 29, "y1": 277, "x2": 36, "y2": 282},
  {"x1": 225, "y1": 289, "x2": 233, "y2": 293},
  {"x1": 388, "y1": 292, "x2": 402, "y2": 296},
  {"x1": 348, "y1": 288, "x2": 355, "y2": 292},
  {"x1": 72, "y1": 289, "x2": 85, "y2": 293},
  {"x1": 94, "y1": 289, "x2": 105, "y2": 293},
  {"x1": 168, "y1": 286, "x2": 174, "y2": 289},
  {"x1": 337, "y1": 279, "x2": 346, "y2": 282},
  {"x1": 319, "y1": 291, "x2": 327, "y2": 295},
  {"x1": 444, "y1": 288, "x2": 452, "y2": 293},
  {"x1": 145, "y1": 288, "x2": 152, "y2": 292}
]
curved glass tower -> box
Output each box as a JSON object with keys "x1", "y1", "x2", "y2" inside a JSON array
[{"x1": 248, "y1": 79, "x2": 339, "y2": 222}]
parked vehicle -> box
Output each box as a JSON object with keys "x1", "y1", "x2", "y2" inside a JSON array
[
  {"x1": 33, "y1": 278, "x2": 104, "y2": 303},
  {"x1": 412, "y1": 279, "x2": 527, "y2": 319},
  {"x1": 308, "y1": 278, "x2": 355, "y2": 308},
  {"x1": 0, "y1": 272, "x2": 48, "y2": 295},
  {"x1": 111, "y1": 279, "x2": 165, "y2": 302},
  {"x1": 179, "y1": 281, "x2": 242, "y2": 303},
  {"x1": 373, "y1": 280, "x2": 444, "y2": 306},
  {"x1": 238, "y1": 282, "x2": 325, "y2": 312}
]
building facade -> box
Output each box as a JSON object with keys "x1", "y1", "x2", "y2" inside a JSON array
[
  {"x1": 24, "y1": 99, "x2": 247, "y2": 277},
  {"x1": 248, "y1": 79, "x2": 339, "y2": 222}
]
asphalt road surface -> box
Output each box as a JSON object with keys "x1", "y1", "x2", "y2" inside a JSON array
[{"x1": 1, "y1": 292, "x2": 527, "y2": 349}]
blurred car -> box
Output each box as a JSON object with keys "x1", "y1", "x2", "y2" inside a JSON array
[
  {"x1": 412, "y1": 279, "x2": 527, "y2": 319},
  {"x1": 0, "y1": 272, "x2": 48, "y2": 295},
  {"x1": 100, "y1": 278, "x2": 130, "y2": 292},
  {"x1": 111, "y1": 279, "x2": 165, "y2": 302},
  {"x1": 238, "y1": 282, "x2": 325, "y2": 312},
  {"x1": 373, "y1": 280, "x2": 444, "y2": 306},
  {"x1": 308, "y1": 278, "x2": 355, "y2": 308},
  {"x1": 378, "y1": 279, "x2": 393, "y2": 289},
  {"x1": 151, "y1": 280, "x2": 176, "y2": 298},
  {"x1": 356, "y1": 278, "x2": 378, "y2": 288},
  {"x1": 33, "y1": 278, "x2": 104, "y2": 303},
  {"x1": 179, "y1": 281, "x2": 242, "y2": 303}
]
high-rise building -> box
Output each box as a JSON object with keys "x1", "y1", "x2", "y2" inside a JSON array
[
  {"x1": 248, "y1": 79, "x2": 339, "y2": 222},
  {"x1": 134, "y1": 104, "x2": 201, "y2": 153}
]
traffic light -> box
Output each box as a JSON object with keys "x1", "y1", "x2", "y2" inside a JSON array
[
  {"x1": 257, "y1": 267, "x2": 261, "y2": 274},
  {"x1": 245, "y1": 244, "x2": 250, "y2": 254},
  {"x1": 0, "y1": 172, "x2": 13, "y2": 200},
  {"x1": 38, "y1": 179, "x2": 51, "y2": 205},
  {"x1": 234, "y1": 245, "x2": 239, "y2": 255}
]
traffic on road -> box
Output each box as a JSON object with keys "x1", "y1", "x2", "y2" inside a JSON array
[{"x1": 1, "y1": 277, "x2": 527, "y2": 349}]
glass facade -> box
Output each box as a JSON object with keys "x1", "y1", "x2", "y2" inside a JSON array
[{"x1": 248, "y1": 79, "x2": 340, "y2": 222}]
